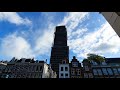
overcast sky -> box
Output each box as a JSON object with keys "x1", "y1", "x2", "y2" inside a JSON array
[{"x1": 0, "y1": 12, "x2": 120, "y2": 63}]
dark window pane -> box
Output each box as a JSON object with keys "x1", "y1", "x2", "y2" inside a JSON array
[
  {"x1": 65, "y1": 73, "x2": 68, "y2": 76},
  {"x1": 61, "y1": 73, "x2": 63, "y2": 76},
  {"x1": 61, "y1": 67, "x2": 63, "y2": 71},
  {"x1": 65, "y1": 67, "x2": 68, "y2": 71}
]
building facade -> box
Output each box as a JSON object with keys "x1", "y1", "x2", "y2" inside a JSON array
[
  {"x1": 82, "y1": 59, "x2": 93, "y2": 78},
  {"x1": 70, "y1": 56, "x2": 82, "y2": 78},
  {"x1": 1, "y1": 57, "x2": 56, "y2": 78},
  {"x1": 82, "y1": 58, "x2": 120, "y2": 78},
  {"x1": 48, "y1": 64, "x2": 57, "y2": 78},
  {"x1": 2, "y1": 57, "x2": 120, "y2": 78},
  {"x1": 0, "y1": 61, "x2": 7, "y2": 78},
  {"x1": 59, "y1": 58, "x2": 70, "y2": 78},
  {"x1": 50, "y1": 26, "x2": 69, "y2": 78},
  {"x1": 105, "y1": 58, "x2": 120, "y2": 78}
]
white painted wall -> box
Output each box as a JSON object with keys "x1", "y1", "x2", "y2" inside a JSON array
[
  {"x1": 59, "y1": 64, "x2": 70, "y2": 78},
  {"x1": 42, "y1": 63, "x2": 49, "y2": 78}
]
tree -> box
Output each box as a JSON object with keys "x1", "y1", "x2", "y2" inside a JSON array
[
  {"x1": 86, "y1": 53, "x2": 105, "y2": 64},
  {"x1": 82, "y1": 58, "x2": 89, "y2": 63}
]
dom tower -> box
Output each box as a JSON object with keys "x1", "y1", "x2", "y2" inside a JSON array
[{"x1": 50, "y1": 26, "x2": 69, "y2": 78}]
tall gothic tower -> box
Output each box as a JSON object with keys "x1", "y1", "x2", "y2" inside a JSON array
[{"x1": 50, "y1": 26, "x2": 69, "y2": 78}]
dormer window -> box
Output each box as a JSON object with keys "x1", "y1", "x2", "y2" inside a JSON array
[
  {"x1": 101, "y1": 62, "x2": 107, "y2": 65},
  {"x1": 92, "y1": 61, "x2": 98, "y2": 65}
]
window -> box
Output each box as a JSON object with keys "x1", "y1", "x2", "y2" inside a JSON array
[
  {"x1": 92, "y1": 61, "x2": 98, "y2": 65},
  {"x1": 65, "y1": 73, "x2": 68, "y2": 76},
  {"x1": 33, "y1": 73, "x2": 35, "y2": 78},
  {"x1": 77, "y1": 69, "x2": 81, "y2": 75},
  {"x1": 61, "y1": 73, "x2": 63, "y2": 77},
  {"x1": 115, "y1": 64, "x2": 119, "y2": 66},
  {"x1": 102, "y1": 68, "x2": 108, "y2": 75},
  {"x1": 30, "y1": 66, "x2": 33, "y2": 72},
  {"x1": 97, "y1": 69, "x2": 102, "y2": 75},
  {"x1": 101, "y1": 62, "x2": 107, "y2": 65},
  {"x1": 107, "y1": 68, "x2": 113, "y2": 75},
  {"x1": 36, "y1": 66, "x2": 39, "y2": 71},
  {"x1": 37, "y1": 74, "x2": 40, "y2": 78},
  {"x1": 84, "y1": 73, "x2": 88, "y2": 78},
  {"x1": 85, "y1": 66, "x2": 89, "y2": 71},
  {"x1": 93, "y1": 69, "x2": 98, "y2": 75},
  {"x1": 40, "y1": 66, "x2": 42, "y2": 71},
  {"x1": 71, "y1": 69, "x2": 75, "y2": 75},
  {"x1": 40, "y1": 75, "x2": 42, "y2": 78},
  {"x1": 113, "y1": 68, "x2": 119, "y2": 75},
  {"x1": 65, "y1": 67, "x2": 68, "y2": 71},
  {"x1": 72, "y1": 62, "x2": 78, "y2": 67},
  {"x1": 5, "y1": 68, "x2": 8, "y2": 72},
  {"x1": 61, "y1": 67, "x2": 63, "y2": 71},
  {"x1": 33, "y1": 66, "x2": 36, "y2": 71},
  {"x1": 88, "y1": 73, "x2": 93, "y2": 78},
  {"x1": 65, "y1": 73, "x2": 68, "y2": 78},
  {"x1": 117, "y1": 68, "x2": 120, "y2": 74},
  {"x1": 28, "y1": 73, "x2": 31, "y2": 78},
  {"x1": 6, "y1": 75, "x2": 9, "y2": 78},
  {"x1": 62, "y1": 60, "x2": 66, "y2": 64}
]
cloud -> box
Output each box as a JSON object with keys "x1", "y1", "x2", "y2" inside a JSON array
[
  {"x1": 58, "y1": 12, "x2": 89, "y2": 37},
  {"x1": 0, "y1": 33, "x2": 34, "y2": 59},
  {"x1": 0, "y1": 12, "x2": 32, "y2": 25},
  {"x1": 92, "y1": 42, "x2": 116, "y2": 52},
  {"x1": 3, "y1": 12, "x2": 118, "y2": 62},
  {"x1": 33, "y1": 23, "x2": 55, "y2": 56},
  {"x1": 33, "y1": 12, "x2": 89, "y2": 57},
  {"x1": 0, "y1": 12, "x2": 90, "y2": 60},
  {"x1": 69, "y1": 28, "x2": 88, "y2": 39},
  {"x1": 69, "y1": 21, "x2": 120, "y2": 59},
  {"x1": 0, "y1": 12, "x2": 56, "y2": 60}
]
